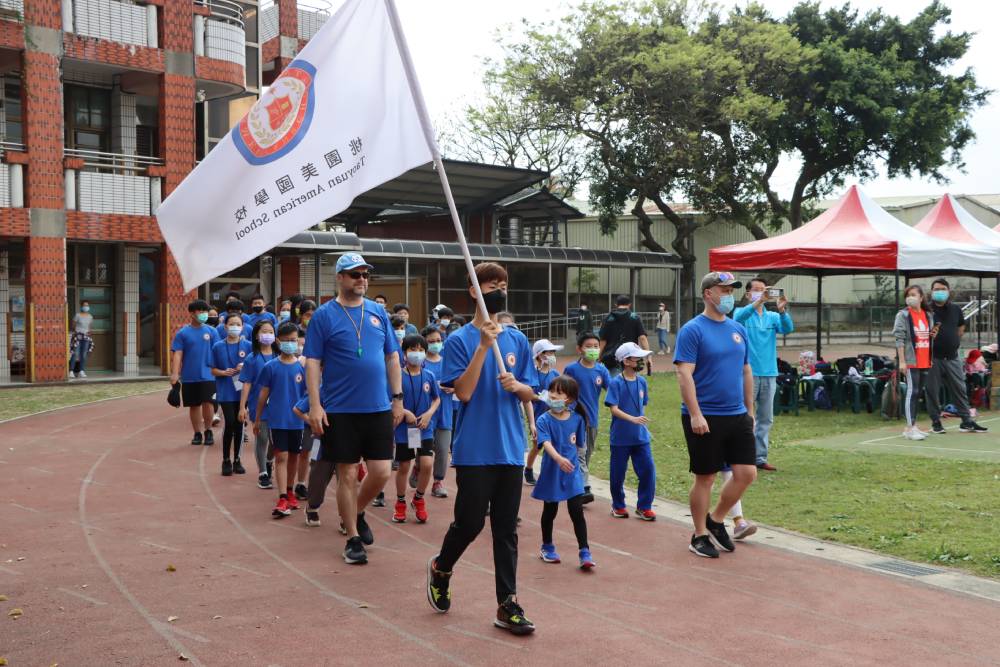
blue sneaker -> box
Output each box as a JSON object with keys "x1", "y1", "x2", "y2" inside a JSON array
[
  {"x1": 539, "y1": 543, "x2": 561, "y2": 563},
  {"x1": 579, "y1": 548, "x2": 595, "y2": 570}
]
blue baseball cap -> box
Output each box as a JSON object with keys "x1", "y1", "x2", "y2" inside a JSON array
[{"x1": 336, "y1": 253, "x2": 374, "y2": 273}]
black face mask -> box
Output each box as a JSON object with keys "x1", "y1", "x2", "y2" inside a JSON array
[
  {"x1": 482, "y1": 289, "x2": 507, "y2": 315},
  {"x1": 252, "y1": 305, "x2": 264, "y2": 314},
  {"x1": 206, "y1": 317, "x2": 219, "y2": 327},
  {"x1": 634, "y1": 359, "x2": 645, "y2": 372}
]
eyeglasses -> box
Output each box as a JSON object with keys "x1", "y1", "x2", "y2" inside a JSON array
[{"x1": 345, "y1": 271, "x2": 370, "y2": 280}]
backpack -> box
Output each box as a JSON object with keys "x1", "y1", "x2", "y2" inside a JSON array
[
  {"x1": 881, "y1": 372, "x2": 901, "y2": 420},
  {"x1": 970, "y1": 386, "x2": 987, "y2": 409},
  {"x1": 813, "y1": 386, "x2": 832, "y2": 409},
  {"x1": 777, "y1": 358, "x2": 795, "y2": 375}
]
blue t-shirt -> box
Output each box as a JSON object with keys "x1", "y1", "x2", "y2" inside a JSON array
[
  {"x1": 733, "y1": 306, "x2": 794, "y2": 377},
  {"x1": 605, "y1": 374, "x2": 651, "y2": 446},
  {"x1": 394, "y1": 367, "x2": 440, "y2": 443},
  {"x1": 245, "y1": 310, "x2": 278, "y2": 331},
  {"x1": 531, "y1": 411, "x2": 586, "y2": 502},
  {"x1": 443, "y1": 323, "x2": 537, "y2": 466},
  {"x1": 216, "y1": 321, "x2": 252, "y2": 341},
  {"x1": 171, "y1": 324, "x2": 219, "y2": 383},
  {"x1": 531, "y1": 368, "x2": 560, "y2": 425},
  {"x1": 211, "y1": 338, "x2": 252, "y2": 402},
  {"x1": 674, "y1": 314, "x2": 749, "y2": 416},
  {"x1": 563, "y1": 361, "x2": 611, "y2": 429},
  {"x1": 423, "y1": 357, "x2": 452, "y2": 430},
  {"x1": 239, "y1": 351, "x2": 274, "y2": 421},
  {"x1": 293, "y1": 393, "x2": 311, "y2": 417},
  {"x1": 303, "y1": 298, "x2": 399, "y2": 414},
  {"x1": 257, "y1": 357, "x2": 306, "y2": 430}
]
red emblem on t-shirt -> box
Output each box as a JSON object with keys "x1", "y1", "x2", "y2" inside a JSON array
[
  {"x1": 732, "y1": 333, "x2": 742, "y2": 344},
  {"x1": 239, "y1": 350, "x2": 246, "y2": 358},
  {"x1": 570, "y1": 432, "x2": 578, "y2": 445},
  {"x1": 423, "y1": 382, "x2": 431, "y2": 393},
  {"x1": 203, "y1": 333, "x2": 210, "y2": 341},
  {"x1": 369, "y1": 315, "x2": 382, "y2": 328},
  {"x1": 295, "y1": 373, "x2": 303, "y2": 383},
  {"x1": 595, "y1": 377, "x2": 603, "y2": 386},
  {"x1": 506, "y1": 353, "x2": 516, "y2": 367}
]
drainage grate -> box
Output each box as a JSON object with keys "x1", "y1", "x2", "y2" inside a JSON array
[{"x1": 868, "y1": 560, "x2": 942, "y2": 577}]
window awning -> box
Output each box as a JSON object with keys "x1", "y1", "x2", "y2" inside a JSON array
[{"x1": 275, "y1": 231, "x2": 681, "y2": 268}]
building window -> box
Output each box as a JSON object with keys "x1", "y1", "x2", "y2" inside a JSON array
[
  {"x1": 65, "y1": 85, "x2": 111, "y2": 152},
  {"x1": 1, "y1": 74, "x2": 22, "y2": 146}
]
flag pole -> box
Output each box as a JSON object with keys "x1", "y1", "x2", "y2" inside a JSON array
[{"x1": 382, "y1": 0, "x2": 508, "y2": 371}]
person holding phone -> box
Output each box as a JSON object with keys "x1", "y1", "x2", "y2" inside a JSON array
[{"x1": 733, "y1": 278, "x2": 793, "y2": 471}]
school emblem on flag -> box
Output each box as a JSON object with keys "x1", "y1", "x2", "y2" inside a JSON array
[{"x1": 233, "y1": 60, "x2": 317, "y2": 166}]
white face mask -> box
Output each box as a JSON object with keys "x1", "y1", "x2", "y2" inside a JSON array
[
  {"x1": 544, "y1": 354, "x2": 557, "y2": 367},
  {"x1": 905, "y1": 295, "x2": 921, "y2": 309},
  {"x1": 749, "y1": 291, "x2": 763, "y2": 303}
]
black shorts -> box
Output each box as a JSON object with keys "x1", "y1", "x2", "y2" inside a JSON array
[
  {"x1": 272, "y1": 428, "x2": 304, "y2": 454},
  {"x1": 321, "y1": 411, "x2": 393, "y2": 464},
  {"x1": 395, "y1": 440, "x2": 434, "y2": 462},
  {"x1": 682, "y1": 413, "x2": 755, "y2": 475},
  {"x1": 181, "y1": 381, "x2": 215, "y2": 407}
]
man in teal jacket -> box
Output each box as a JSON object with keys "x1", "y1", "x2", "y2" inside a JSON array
[{"x1": 733, "y1": 279, "x2": 793, "y2": 471}]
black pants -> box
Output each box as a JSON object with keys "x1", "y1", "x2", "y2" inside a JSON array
[
  {"x1": 219, "y1": 401, "x2": 243, "y2": 461},
  {"x1": 541, "y1": 496, "x2": 588, "y2": 550},
  {"x1": 436, "y1": 465, "x2": 522, "y2": 604}
]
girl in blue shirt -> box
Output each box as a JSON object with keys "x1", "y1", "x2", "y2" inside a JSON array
[
  {"x1": 525, "y1": 339, "x2": 562, "y2": 486},
  {"x1": 239, "y1": 320, "x2": 278, "y2": 490},
  {"x1": 212, "y1": 313, "x2": 253, "y2": 477},
  {"x1": 605, "y1": 343, "x2": 656, "y2": 521},
  {"x1": 532, "y1": 375, "x2": 594, "y2": 570},
  {"x1": 255, "y1": 322, "x2": 307, "y2": 519}
]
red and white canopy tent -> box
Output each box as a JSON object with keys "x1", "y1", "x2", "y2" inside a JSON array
[{"x1": 709, "y1": 186, "x2": 999, "y2": 356}]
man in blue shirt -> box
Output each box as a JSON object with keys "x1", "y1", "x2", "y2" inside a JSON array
[
  {"x1": 245, "y1": 293, "x2": 278, "y2": 331},
  {"x1": 733, "y1": 278, "x2": 793, "y2": 471},
  {"x1": 675, "y1": 272, "x2": 757, "y2": 559},
  {"x1": 170, "y1": 299, "x2": 220, "y2": 446},
  {"x1": 304, "y1": 253, "x2": 404, "y2": 566},
  {"x1": 426, "y1": 262, "x2": 539, "y2": 637}
]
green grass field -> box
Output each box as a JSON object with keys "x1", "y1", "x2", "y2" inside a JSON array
[
  {"x1": 0, "y1": 382, "x2": 164, "y2": 422},
  {"x1": 589, "y1": 374, "x2": 1000, "y2": 579}
]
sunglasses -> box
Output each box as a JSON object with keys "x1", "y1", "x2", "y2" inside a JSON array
[
  {"x1": 716, "y1": 272, "x2": 734, "y2": 281},
  {"x1": 344, "y1": 271, "x2": 370, "y2": 280}
]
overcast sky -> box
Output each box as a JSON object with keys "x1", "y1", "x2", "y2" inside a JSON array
[{"x1": 391, "y1": 0, "x2": 999, "y2": 199}]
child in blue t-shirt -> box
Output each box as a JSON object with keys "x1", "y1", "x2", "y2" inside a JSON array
[
  {"x1": 532, "y1": 375, "x2": 594, "y2": 570},
  {"x1": 605, "y1": 342, "x2": 657, "y2": 521},
  {"x1": 525, "y1": 339, "x2": 562, "y2": 486},
  {"x1": 239, "y1": 320, "x2": 278, "y2": 490},
  {"x1": 421, "y1": 325, "x2": 452, "y2": 498},
  {"x1": 170, "y1": 299, "x2": 220, "y2": 446},
  {"x1": 391, "y1": 334, "x2": 440, "y2": 524},
  {"x1": 212, "y1": 313, "x2": 253, "y2": 477},
  {"x1": 562, "y1": 332, "x2": 611, "y2": 503},
  {"x1": 255, "y1": 322, "x2": 307, "y2": 519}
]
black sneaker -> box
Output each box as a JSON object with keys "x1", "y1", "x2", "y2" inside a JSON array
[
  {"x1": 581, "y1": 487, "x2": 595, "y2": 505},
  {"x1": 706, "y1": 514, "x2": 735, "y2": 553},
  {"x1": 689, "y1": 534, "x2": 719, "y2": 558},
  {"x1": 426, "y1": 555, "x2": 452, "y2": 613},
  {"x1": 494, "y1": 595, "x2": 535, "y2": 635},
  {"x1": 931, "y1": 421, "x2": 946, "y2": 434},
  {"x1": 343, "y1": 536, "x2": 367, "y2": 564},
  {"x1": 257, "y1": 473, "x2": 273, "y2": 490},
  {"x1": 960, "y1": 420, "x2": 988, "y2": 433},
  {"x1": 294, "y1": 483, "x2": 308, "y2": 500},
  {"x1": 191, "y1": 432, "x2": 203, "y2": 446},
  {"x1": 372, "y1": 492, "x2": 386, "y2": 508},
  {"x1": 233, "y1": 459, "x2": 246, "y2": 474},
  {"x1": 221, "y1": 459, "x2": 233, "y2": 476},
  {"x1": 524, "y1": 468, "x2": 536, "y2": 486},
  {"x1": 305, "y1": 510, "x2": 321, "y2": 527},
  {"x1": 356, "y1": 512, "x2": 374, "y2": 545},
  {"x1": 203, "y1": 430, "x2": 214, "y2": 446}
]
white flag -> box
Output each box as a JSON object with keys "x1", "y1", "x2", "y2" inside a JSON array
[{"x1": 156, "y1": 0, "x2": 432, "y2": 292}]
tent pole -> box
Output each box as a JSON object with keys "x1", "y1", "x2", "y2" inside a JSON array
[
  {"x1": 816, "y1": 272, "x2": 823, "y2": 359},
  {"x1": 978, "y1": 275, "x2": 984, "y2": 349}
]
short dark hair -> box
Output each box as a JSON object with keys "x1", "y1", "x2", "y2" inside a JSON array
[
  {"x1": 390, "y1": 314, "x2": 406, "y2": 329},
  {"x1": 451, "y1": 315, "x2": 466, "y2": 327},
  {"x1": 931, "y1": 278, "x2": 950, "y2": 290},
  {"x1": 298, "y1": 299, "x2": 317, "y2": 316},
  {"x1": 577, "y1": 331, "x2": 599, "y2": 347},
  {"x1": 421, "y1": 325, "x2": 442, "y2": 339},
  {"x1": 188, "y1": 299, "x2": 210, "y2": 312},
  {"x1": 225, "y1": 299, "x2": 244, "y2": 312},
  {"x1": 251, "y1": 293, "x2": 265, "y2": 303},
  {"x1": 436, "y1": 306, "x2": 454, "y2": 318},
  {"x1": 392, "y1": 303, "x2": 410, "y2": 314},
  {"x1": 401, "y1": 333, "x2": 427, "y2": 352},
  {"x1": 225, "y1": 290, "x2": 241, "y2": 301},
  {"x1": 374, "y1": 294, "x2": 387, "y2": 302},
  {"x1": 615, "y1": 295, "x2": 631, "y2": 306},
  {"x1": 224, "y1": 312, "x2": 244, "y2": 326},
  {"x1": 748, "y1": 278, "x2": 766, "y2": 290},
  {"x1": 276, "y1": 321, "x2": 299, "y2": 338},
  {"x1": 469, "y1": 262, "x2": 507, "y2": 286}
]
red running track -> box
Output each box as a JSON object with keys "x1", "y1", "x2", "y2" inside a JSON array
[{"x1": 1, "y1": 392, "x2": 999, "y2": 666}]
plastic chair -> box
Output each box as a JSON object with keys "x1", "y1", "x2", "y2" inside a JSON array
[{"x1": 775, "y1": 378, "x2": 799, "y2": 416}]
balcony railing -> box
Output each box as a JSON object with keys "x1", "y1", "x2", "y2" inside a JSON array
[
  {"x1": 64, "y1": 148, "x2": 163, "y2": 216},
  {"x1": 0, "y1": 0, "x2": 23, "y2": 21},
  {"x1": 193, "y1": 0, "x2": 246, "y2": 68},
  {"x1": 63, "y1": 0, "x2": 158, "y2": 48},
  {"x1": 0, "y1": 140, "x2": 24, "y2": 208},
  {"x1": 258, "y1": 0, "x2": 329, "y2": 42}
]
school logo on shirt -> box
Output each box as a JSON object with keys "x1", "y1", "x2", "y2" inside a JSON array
[
  {"x1": 295, "y1": 373, "x2": 303, "y2": 383},
  {"x1": 203, "y1": 333, "x2": 211, "y2": 341},
  {"x1": 570, "y1": 432, "x2": 577, "y2": 445},
  {"x1": 732, "y1": 333, "x2": 743, "y2": 344},
  {"x1": 639, "y1": 389, "x2": 645, "y2": 400},
  {"x1": 423, "y1": 382, "x2": 431, "y2": 393},
  {"x1": 369, "y1": 315, "x2": 382, "y2": 328},
  {"x1": 239, "y1": 350, "x2": 246, "y2": 358},
  {"x1": 232, "y1": 60, "x2": 316, "y2": 165},
  {"x1": 506, "y1": 353, "x2": 516, "y2": 367}
]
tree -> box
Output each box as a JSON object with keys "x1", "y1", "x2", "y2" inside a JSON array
[{"x1": 493, "y1": 0, "x2": 987, "y2": 298}]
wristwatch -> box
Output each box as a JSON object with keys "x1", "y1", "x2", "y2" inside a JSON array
[{"x1": 391, "y1": 392, "x2": 404, "y2": 401}]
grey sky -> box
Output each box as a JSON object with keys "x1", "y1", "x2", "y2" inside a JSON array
[{"x1": 393, "y1": 0, "x2": 998, "y2": 199}]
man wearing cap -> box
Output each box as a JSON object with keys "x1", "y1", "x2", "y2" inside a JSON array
[
  {"x1": 304, "y1": 253, "x2": 404, "y2": 565},
  {"x1": 733, "y1": 278, "x2": 793, "y2": 471},
  {"x1": 605, "y1": 342, "x2": 657, "y2": 519},
  {"x1": 599, "y1": 295, "x2": 651, "y2": 376},
  {"x1": 674, "y1": 272, "x2": 757, "y2": 559}
]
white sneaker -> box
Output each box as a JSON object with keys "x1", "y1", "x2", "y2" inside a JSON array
[
  {"x1": 78, "y1": 371, "x2": 87, "y2": 378},
  {"x1": 903, "y1": 429, "x2": 926, "y2": 441}
]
